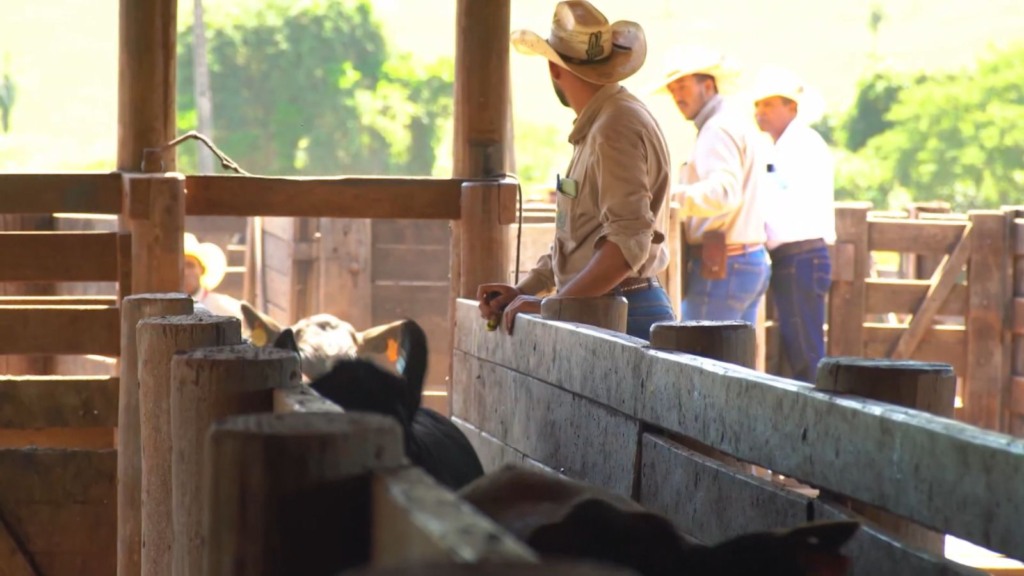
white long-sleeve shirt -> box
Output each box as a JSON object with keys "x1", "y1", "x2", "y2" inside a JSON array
[{"x1": 763, "y1": 122, "x2": 836, "y2": 250}]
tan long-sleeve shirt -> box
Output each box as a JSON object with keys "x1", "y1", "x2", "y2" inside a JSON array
[{"x1": 517, "y1": 83, "x2": 672, "y2": 296}]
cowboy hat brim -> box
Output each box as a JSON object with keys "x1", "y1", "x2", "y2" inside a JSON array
[
  {"x1": 511, "y1": 21, "x2": 647, "y2": 85},
  {"x1": 185, "y1": 239, "x2": 228, "y2": 291},
  {"x1": 646, "y1": 47, "x2": 742, "y2": 96}
]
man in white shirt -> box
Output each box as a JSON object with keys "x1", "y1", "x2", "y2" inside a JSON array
[
  {"x1": 753, "y1": 66, "x2": 836, "y2": 382},
  {"x1": 183, "y1": 232, "x2": 244, "y2": 322},
  {"x1": 659, "y1": 46, "x2": 772, "y2": 325}
]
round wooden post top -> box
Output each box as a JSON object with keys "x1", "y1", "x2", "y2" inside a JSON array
[
  {"x1": 173, "y1": 342, "x2": 299, "y2": 365},
  {"x1": 540, "y1": 295, "x2": 628, "y2": 333},
  {"x1": 123, "y1": 291, "x2": 194, "y2": 304},
  {"x1": 649, "y1": 320, "x2": 756, "y2": 369},
  {"x1": 815, "y1": 356, "x2": 955, "y2": 393},
  {"x1": 139, "y1": 311, "x2": 241, "y2": 330},
  {"x1": 344, "y1": 561, "x2": 641, "y2": 576}
]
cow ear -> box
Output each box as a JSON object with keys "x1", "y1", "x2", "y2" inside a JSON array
[
  {"x1": 782, "y1": 521, "x2": 858, "y2": 576},
  {"x1": 273, "y1": 328, "x2": 300, "y2": 356},
  {"x1": 240, "y1": 301, "x2": 283, "y2": 346},
  {"x1": 355, "y1": 319, "x2": 406, "y2": 356}
]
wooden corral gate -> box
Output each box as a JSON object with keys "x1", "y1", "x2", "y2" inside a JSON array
[{"x1": 245, "y1": 215, "x2": 453, "y2": 410}]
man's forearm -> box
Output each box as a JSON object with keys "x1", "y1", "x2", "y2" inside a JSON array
[{"x1": 557, "y1": 241, "x2": 633, "y2": 298}]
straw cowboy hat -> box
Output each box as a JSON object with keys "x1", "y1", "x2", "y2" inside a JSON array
[
  {"x1": 750, "y1": 65, "x2": 826, "y2": 123},
  {"x1": 510, "y1": 0, "x2": 647, "y2": 85},
  {"x1": 184, "y1": 232, "x2": 227, "y2": 291},
  {"x1": 652, "y1": 45, "x2": 742, "y2": 94}
]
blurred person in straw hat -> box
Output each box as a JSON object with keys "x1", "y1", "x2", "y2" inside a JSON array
[
  {"x1": 183, "y1": 232, "x2": 244, "y2": 322},
  {"x1": 657, "y1": 45, "x2": 772, "y2": 326},
  {"x1": 752, "y1": 65, "x2": 835, "y2": 383},
  {"x1": 477, "y1": 0, "x2": 676, "y2": 340}
]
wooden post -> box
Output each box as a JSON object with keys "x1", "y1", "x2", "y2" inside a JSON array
[
  {"x1": 449, "y1": 0, "x2": 512, "y2": 411},
  {"x1": 137, "y1": 314, "x2": 242, "y2": 576},
  {"x1": 170, "y1": 344, "x2": 301, "y2": 576},
  {"x1": 203, "y1": 412, "x2": 406, "y2": 576},
  {"x1": 816, "y1": 356, "x2": 956, "y2": 555},
  {"x1": 827, "y1": 202, "x2": 871, "y2": 357},
  {"x1": 125, "y1": 174, "x2": 186, "y2": 295},
  {"x1": 649, "y1": 321, "x2": 756, "y2": 369},
  {"x1": 117, "y1": 0, "x2": 178, "y2": 171},
  {"x1": 1005, "y1": 207, "x2": 1024, "y2": 436},
  {"x1": 965, "y1": 210, "x2": 1012, "y2": 432},
  {"x1": 343, "y1": 562, "x2": 640, "y2": 576},
  {"x1": 459, "y1": 181, "x2": 513, "y2": 298},
  {"x1": 118, "y1": 293, "x2": 195, "y2": 576},
  {"x1": 541, "y1": 296, "x2": 629, "y2": 334}
]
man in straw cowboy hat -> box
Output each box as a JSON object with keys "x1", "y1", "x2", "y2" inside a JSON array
[
  {"x1": 477, "y1": 0, "x2": 675, "y2": 339},
  {"x1": 183, "y1": 232, "x2": 244, "y2": 321},
  {"x1": 658, "y1": 46, "x2": 772, "y2": 325},
  {"x1": 753, "y1": 65, "x2": 835, "y2": 383}
]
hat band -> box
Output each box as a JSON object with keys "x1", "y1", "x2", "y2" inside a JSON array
[{"x1": 554, "y1": 41, "x2": 631, "y2": 66}]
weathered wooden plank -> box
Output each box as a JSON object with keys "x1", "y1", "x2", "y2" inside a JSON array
[
  {"x1": 451, "y1": 417, "x2": 526, "y2": 473},
  {"x1": 0, "y1": 428, "x2": 114, "y2": 450},
  {"x1": 0, "y1": 449, "x2": 116, "y2": 503},
  {"x1": 0, "y1": 173, "x2": 123, "y2": 215},
  {"x1": 0, "y1": 307, "x2": 120, "y2": 356},
  {"x1": 185, "y1": 175, "x2": 464, "y2": 219},
  {"x1": 0, "y1": 376, "x2": 118, "y2": 428},
  {"x1": 272, "y1": 386, "x2": 344, "y2": 414},
  {"x1": 639, "y1": 434, "x2": 812, "y2": 545},
  {"x1": 0, "y1": 232, "x2": 120, "y2": 282},
  {"x1": 317, "y1": 217, "x2": 372, "y2": 330},
  {"x1": 451, "y1": 349, "x2": 639, "y2": 497},
  {"x1": 0, "y1": 296, "x2": 118, "y2": 306},
  {"x1": 868, "y1": 218, "x2": 968, "y2": 254},
  {"x1": 965, "y1": 211, "x2": 1013, "y2": 431},
  {"x1": 862, "y1": 324, "x2": 966, "y2": 375},
  {"x1": 891, "y1": 223, "x2": 973, "y2": 358},
  {"x1": 372, "y1": 245, "x2": 450, "y2": 283},
  {"x1": 829, "y1": 204, "x2": 871, "y2": 356},
  {"x1": 865, "y1": 280, "x2": 966, "y2": 317},
  {"x1": 452, "y1": 299, "x2": 1024, "y2": 560},
  {"x1": 1012, "y1": 377, "x2": 1024, "y2": 416},
  {"x1": 370, "y1": 466, "x2": 536, "y2": 566},
  {"x1": 811, "y1": 503, "x2": 988, "y2": 576}
]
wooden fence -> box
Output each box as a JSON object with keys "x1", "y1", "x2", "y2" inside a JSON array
[{"x1": 448, "y1": 298, "x2": 1024, "y2": 575}]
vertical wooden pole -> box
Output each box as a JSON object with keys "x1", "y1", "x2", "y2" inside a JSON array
[
  {"x1": 815, "y1": 356, "x2": 956, "y2": 555},
  {"x1": 118, "y1": 0, "x2": 178, "y2": 172},
  {"x1": 459, "y1": 181, "x2": 513, "y2": 298},
  {"x1": 170, "y1": 344, "x2": 300, "y2": 576},
  {"x1": 540, "y1": 296, "x2": 629, "y2": 334},
  {"x1": 203, "y1": 412, "x2": 406, "y2": 576},
  {"x1": 118, "y1": 294, "x2": 195, "y2": 576},
  {"x1": 137, "y1": 314, "x2": 242, "y2": 576},
  {"x1": 827, "y1": 202, "x2": 871, "y2": 357},
  {"x1": 965, "y1": 210, "x2": 1012, "y2": 432},
  {"x1": 124, "y1": 174, "x2": 186, "y2": 295},
  {"x1": 449, "y1": 0, "x2": 512, "y2": 411},
  {"x1": 1005, "y1": 207, "x2": 1024, "y2": 436}
]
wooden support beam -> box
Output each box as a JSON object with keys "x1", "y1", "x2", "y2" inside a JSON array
[
  {"x1": 0, "y1": 173, "x2": 123, "y2": 214},
  {"x1": 868, "y1": 218, "x2": 968, "y2": 254},
  {"x1": 458, "y1": 181, "x2": 513, "y2": 297},
  {"x1": 184, "y1": 175, "x2": 468, "y2": 219},
  {"x1": 865, "y1": 279, "x2": 967, "y2": 317},
  {"x1": 0, "y1": 232, "x2": 121, "y2": 282},
  {"x1": 0, "y1": 376, "x2": 118, "y2": 428},
  {"x1": 117, "y1": 0, "x2": 178, "y2": 171},
  {"x1": 124, "y1": 174, "x2": 186, "y2": 294},
  {"x1": 828, "y1": 204, "x2": 871, "y2": 356}
]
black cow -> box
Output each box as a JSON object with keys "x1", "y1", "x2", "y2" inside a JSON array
[
  {"x1": 459, "y1": 464, "x2": 858, "y2": 576},
  {"x1": 279, "y1": 318, "x2": 485, "y2": 491}
]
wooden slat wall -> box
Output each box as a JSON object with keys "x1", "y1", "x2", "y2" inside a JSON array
[
  {"x1": 0, "y1": 232, "x2": 121, "y2": 282},
  {"x1": 0, "y1": 307, "x2": 120, "y2": 356},
  {"x1": 0, "y1": 376, "x2": 118, "y2": 428},
  {"x1": 868, "y1": 218, "x2": 967, "y2": 254},
  {"x1": 865, "y1": 279, "x2": 967, "y2": 316},
  {"x1": 0, "y1": 173, "x2": 122, "y2": 215}
]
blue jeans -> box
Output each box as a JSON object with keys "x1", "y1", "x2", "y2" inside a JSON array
[
  {"x1": 681, "y1": 247, "x2": 771, "y2": 325},
  {"x1": 770, "y1": 243, "x2": 831, "y2": 383},
  {"x1": 618, "y1": 285, "x2": 676, "y2": 340}
]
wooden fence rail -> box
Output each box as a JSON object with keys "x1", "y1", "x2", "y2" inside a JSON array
[{"x1": 450, "y1": 298, "x2": 1024, "y2": 574}]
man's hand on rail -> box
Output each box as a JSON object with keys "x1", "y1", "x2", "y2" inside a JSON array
[
  {"x1": 477, "y1": 283, "x2": 539, "y2": 335},
  {"x1": 501, "y1": 295, "x2": 541, "y2": 336}
]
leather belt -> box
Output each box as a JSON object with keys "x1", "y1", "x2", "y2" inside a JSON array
[
  {"x1": 688, "y1": 243, "x2": 763, "y2": 257},
  {"x1": 768, "y1": 238, "x2": 827, "y2": 260},
  {"x1": 606, "y1": 277, "x2": 661, "y2": 296}
]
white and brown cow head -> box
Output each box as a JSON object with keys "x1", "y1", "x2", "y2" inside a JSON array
[{"x1": 240, "y1": 302, "x2": 408, "y2": 382}]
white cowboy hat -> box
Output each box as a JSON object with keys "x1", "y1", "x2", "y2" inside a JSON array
[
  {"x1": 184, "y1": 232, "x2": 227, "y2": 291},
  {"x1": 651, "y1": 45, "x2": 742, "y2": 94},
  {"x1": 510, "y1": 0, "x2": 647, "y2": 85},
  {"x1": 750, "y1": 65, "x2": 826, "y2": 124}
]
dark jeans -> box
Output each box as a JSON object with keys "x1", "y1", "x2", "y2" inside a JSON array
[
  {"x1": 681, "y1": 247, "x2": 771, "y2": 325},
  {"x1": 618, "y1": 285, "x2": 676, "y2": 340},
  {"x1": 770, "y1": 242, "x2": 831, "y2": 383}
]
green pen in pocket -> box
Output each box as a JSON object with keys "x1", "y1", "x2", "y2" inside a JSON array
[{"x1": 556, "y1": 173, "x2": 578, "y2": 198}]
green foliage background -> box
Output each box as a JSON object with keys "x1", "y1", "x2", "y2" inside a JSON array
[{"x1": 175, "y1": 0, "x2": 453, "y2": 177}]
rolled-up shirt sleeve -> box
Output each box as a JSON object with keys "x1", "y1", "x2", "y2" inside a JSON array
[
  {"x1": 592, "y1": 128, "x2": 656, "y2": 273},
  {"x1": 516, "y1": 247, "x2": 556, "y2": 296}
]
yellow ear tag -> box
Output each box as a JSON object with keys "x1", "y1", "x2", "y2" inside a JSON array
[
  {"x1": 251, "y1": 326, "x2": 266, "y2": 347},
  {"x1": 386, "y1": 338, "x2": 400, "y2": 363}
]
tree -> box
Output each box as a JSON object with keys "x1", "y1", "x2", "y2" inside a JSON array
[{"x1": 176, "y1": 0, "x2": 453, "y2": 177}]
